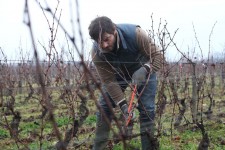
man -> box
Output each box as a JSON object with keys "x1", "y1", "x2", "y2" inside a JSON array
[{"x1": 88, "y1": 16, "x2": 164, "y2": 150}]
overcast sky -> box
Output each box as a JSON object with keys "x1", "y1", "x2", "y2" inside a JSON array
[{"x1": 1, "y1": 0, "x2": 225, "y2": 61}]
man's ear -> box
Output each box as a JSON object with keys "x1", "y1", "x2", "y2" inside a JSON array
[
  {"x1": 113, "y1": 24, "x2": 116, "y2": 31},
  {"x1": 113, "y1": 30, "x2": 117, "y2": 36}
]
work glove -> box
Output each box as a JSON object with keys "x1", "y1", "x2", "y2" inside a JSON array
[
  {"x1": 120, "y1": 103, "x2": 135, "y2": 137},
  {"x1": 132, "y1": 64, "x2": 151, "y2": 85},
  {"x1": 120, "y1": 103, "x2": 130, "y2": 120}
]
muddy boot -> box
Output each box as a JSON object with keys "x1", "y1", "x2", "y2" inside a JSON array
[{"x1": 140, "y1": 121, "x2": 159, "y2": 150}]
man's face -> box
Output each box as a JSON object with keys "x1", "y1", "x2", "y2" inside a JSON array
[{"x1": 99, "y1": 31, "x2": 117, "y2": 52}]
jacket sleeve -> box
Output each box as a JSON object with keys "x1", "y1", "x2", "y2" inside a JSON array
[
  {"x1": 91, "y1": 47, "x2": 125, "y2": 104},
  {"x1": 136, "y1": 27, "x2": 164, "y2": 72}
]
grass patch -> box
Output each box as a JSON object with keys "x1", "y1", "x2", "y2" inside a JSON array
[
  {"x1": 83, "y1": 115, "x2": 96, "y2": 126},
  {"x1": 0, "y1": 128, "x2": 9, "y2": 139}
]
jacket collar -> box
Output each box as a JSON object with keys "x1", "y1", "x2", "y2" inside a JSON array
[{"x1": 116, "y1": 28, "x2": 127, "y2": 50}]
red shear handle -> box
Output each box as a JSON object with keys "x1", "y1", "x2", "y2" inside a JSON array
[
  {"x1": 126, "y1": 84, "x2": 137, "y2": 126},
  {"x1": 128, "y1": 85, "x2": 137, "y2": 113}
]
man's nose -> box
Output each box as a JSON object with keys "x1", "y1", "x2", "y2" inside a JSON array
[{"x1": 102, "y1": 42, "x2": 108, "y2": 49}]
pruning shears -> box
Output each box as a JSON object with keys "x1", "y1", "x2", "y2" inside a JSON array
[{"x1": 126, "y1": 84, "x2": 137, "y2": 126}]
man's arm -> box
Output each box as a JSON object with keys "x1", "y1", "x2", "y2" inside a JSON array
[
  {"x1": 136, "y1": 27, "x2": 164, "y2": 72},
  {"x1": 91, "y1": 48, "x2": 125, "y2": 104}
]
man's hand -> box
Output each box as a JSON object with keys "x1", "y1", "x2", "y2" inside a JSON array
[
  {"x1": 120, "y1": 104, "x2": 135, "y2": 122},
  {"x1": 120, "y1": 103, "x2": 135, "y2": 137},
  {"x1": 118, "y1": 100, "x2": 135, "y2": 121},
  {"x1": 132, "y1": 64, "x2": 151, "y2": 85}
]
